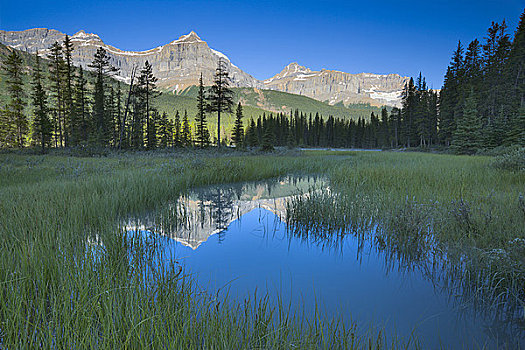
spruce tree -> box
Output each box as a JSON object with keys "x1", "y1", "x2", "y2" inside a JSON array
[
  {"x1": 207, "y1": 58, "x2": 234, "y2": 147},
  {"x1": 173, "y1": 110, "x2": 182, "y2": 147},
  {"x1": 245, "y1": 118, "x2": 258, "y2": 147},
  {"x1": 73, "y1": 66, "x2": 89, "y2": 144},
  {"x1": 31, "y1": 53, "x2": 52, "y2": 152},
  {"x1": 195, "y1": 74, "x2": 210, "y2": 148},
  {"x1": 63, "y1": 35, "x2": 74, "y2": 146},
  {"x1": 137, "y1": 61, "x2": 159, "y2": 149},
  {"x1": 439, "y1": 41, "x2": 464, "y2": 146},
  {"x1": 506, "y1": 9, "x2": 525, "y2": 144},
  {"x1": 232, "y1": 102, "x2": 244, "y2": 147},
  {"x1": 261, "y1": 119, "x2": 275, "y2": 151},
  {"x1": 158, "y1": 112, "x2": 169, "y2": 148},
  {"x1": 88, "y1": 47, "x2": 118, "y2": 147},
  {"x1": 182, "y1": 110, "x2": 192, "y2": 146},
  {"x1": 452, "y1": 89, "x2": 482, "y2": 154},
  {"x1": 2, "y1": 50, "x2": 27, "y2": 147},
  {"x1": 47, "y1": 41, "x2": 65, "y2": 147}
]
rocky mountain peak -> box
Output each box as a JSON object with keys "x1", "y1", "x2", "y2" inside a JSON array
[
  {"x1": 264, "y1": 63, "x2": 409, "y2": 107},
  {"x1": 0, "y1": 27, "x2": 409, "y2": 107},
  {"x1": 71, "y1": 30, "x2": 102, "y2": 43},
  {"x1": 174, "y1": 31, "x2": 203, "y2": 44},
  {"x1": 282, "y1": 62, "x2": 311, "y2": 75}
]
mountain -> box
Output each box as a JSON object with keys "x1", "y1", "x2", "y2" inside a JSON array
[
  {"x1": 162, "y1": 86, "x2": 381, "y2": 121},
  {"x1": 263, "y1": 62, "x2": 408, "y2": 108},
  {"x1": 0, "y1": 28, "x2": 408, "y2": 107},
  {"x1": 0, "y1": 28, "x2": 261, "y2": 91}
]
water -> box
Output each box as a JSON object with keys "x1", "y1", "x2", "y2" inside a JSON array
[{"x1": 124, "y1": 176, "x2": 524, "y2": 349}]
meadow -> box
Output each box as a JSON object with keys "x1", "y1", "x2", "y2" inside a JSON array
[{"x1": 0, "y1": 149, "x2": 523, "y2": 348}]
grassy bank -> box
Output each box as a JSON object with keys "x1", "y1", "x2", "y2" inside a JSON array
[
  {"x1": 0, "y1": 149, "x2": 523, "y2": 348},
  {"x1": 287, "y1": 151, "x2": 525, "y2": 340}
]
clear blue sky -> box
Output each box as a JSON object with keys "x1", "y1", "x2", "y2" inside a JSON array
[{"x1": 1, "y1": 0, "x2": 523, "y2": 87}]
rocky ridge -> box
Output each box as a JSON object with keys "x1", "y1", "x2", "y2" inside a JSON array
[{"x1": 0, "y1": 28, "x2": 408, "y2": 107}]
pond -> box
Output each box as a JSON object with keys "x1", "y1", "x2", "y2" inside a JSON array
[{"x1": 124, "y1": 176, "x2": 524, "y2": 349}]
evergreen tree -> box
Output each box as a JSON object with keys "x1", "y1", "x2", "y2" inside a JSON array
[
  {"x1": 73, "y1": 67, "x2": 89, "y2": 144},
  {"x1": 173, "y1": 110, "x2": 182, "y2": 147},
  {"x1": 452, "y1": 89, "x2": 482, "y2": 154},
  {"x1": 232, "y1": 102, "x2": 244, "y2": 147},
  {"x1": 158, "y1": 112, "x2": 169, "y2": 148},
  {"x1": 506, "y1": 9, "x2": 525, "y2": 145},
  {"x1": 195, "y1": 74, "x2": 210, "y2": 148},
  {"x1": 245, "y1": 118, "x2": 258, "y2": 147},
  {"x1": 401, "y1": 78, "x2": 417, "y2": 147},
  {"x1": 261, "y1": 119, "x2": 275, "y2": 151},
  {"x1": 439, "y1": 41, "x2": 464, "y2": 146},
  {"x1": 88, "y1": 47, "x2": 118, "y2": 147},
  {"x1": 207, "y1": 58, "x2": 234, "y2": 147},
  {"x1": 31, "y1": 53, "x2": 52, "y2": 152},
  {"x1": 2, "y1": 50, "x2": 27, "y2": 147},
  {"x1": 62, "y1": 35, "x2": 75, "y2": 146},
  {"x1": 47, "y1": 41, "x2": 65, "y2": 147},
  {"x1": 182, "y1": 110, "x2": 192, "y2": 146},
  {"x1": 137, "y1": 61, "x2": 159, "y2": 149}
]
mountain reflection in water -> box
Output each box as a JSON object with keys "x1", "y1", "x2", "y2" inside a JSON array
[{"x1": 122, "y1": 176, "x2": 524, "y2": 349}]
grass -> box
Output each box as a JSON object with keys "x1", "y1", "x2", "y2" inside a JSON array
[
  {"x1": 286, "y1": 151, "x2": 525, "y2": 343},
  {"x1": 0, "y1": 148, "x2": 523, "y2": 348}
]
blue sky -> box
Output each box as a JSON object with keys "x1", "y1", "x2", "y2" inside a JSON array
[{"x1": 1, "y1": 0, "x2": 523, "y2": 87}]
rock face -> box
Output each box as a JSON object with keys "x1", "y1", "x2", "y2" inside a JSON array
[
  {"x1": 0, "y1": 28, "x2": 262, "y2": 90},
  {"x1": 0, "y1": 28, "x2": 408, "y2": 107},
  {"x1": 264, "y1": 62, "x2": 409, "y2": 108}
]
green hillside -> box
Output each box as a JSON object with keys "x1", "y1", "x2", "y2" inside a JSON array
[
  {"x1": 165, "y1": 85, "x2": 382, "y2": 120},
  {"x1": 0, "y1": 43, "x2": 383, "y2": 141}
]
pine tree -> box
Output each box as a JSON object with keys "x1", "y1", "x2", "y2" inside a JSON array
[
  {"x1": 452, "y1": 89, "x2": 482, "y2": 154},
  {"x1": 31, "y1": 53, "x2": 52, "y2": 152},
  {"x1": 2, "y1": 50, "x2": 27, "y2": 147},
  {"x1": 88, "y1": 47, "x2": 118, "y2": 147},
  {"x1": 261, "y1": 119, "x2": 274, "y2": 151},
  {"x1": 62, "y1": 35, "x2": 75, "y2": 146},
  {"x1": 232, "y1": 102, "x2": 244, "y2": 147},
  {"x1": 137, "y1": 61, "x2": 159, "y2": 149},
  {"x1": 182, "y1": 110, "x2": 192, "y2": 146},
  {"x1": 47, "y1": 41, "x2": 65, "y2": 147},
  {"x1": 114, "y1": 82, "x2": 122, "y2": 146},
  {"x1": 173, "y1": 110, "x2": 182, "y2": 147},
  {"x1": 506, "y1": 9, "x2": 525, "y2": 145},
  {"x1": 158, "y1": 112, "x2": 169, "y2": 148},
  {"x1": 439, "y1": 41, "x2": 464, "y2": 146},
  {"x1": 195, "y1": 74, "x2": 210, "y2": 148},
  {"x1": 245, "y1": 118, "x2": 258, "y2": 147},
  {"x1": 207, "y1": 58, "x2": 234, "y2": 147},
  {"x1": 401, "y1": 78, "x2": 417, "y2": 147},
  {"x1": 73, "y1": 66, "x2": 89, "y2": 144}
]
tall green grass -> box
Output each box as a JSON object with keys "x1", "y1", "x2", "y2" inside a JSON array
[
  {"x1": 286, "y1": 151, "x2": 525, "y2": 342},
  {"x1": 0, "y1": 150, "x2": 416, "y2": 349},
  {"x1": 1, "y1": 149, "x2": 522, "y2": 348}
]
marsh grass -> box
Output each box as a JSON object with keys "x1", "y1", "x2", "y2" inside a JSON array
[
  {"x1": 285, "y1": 151, "x2": 525, "y2": 343},
  {"x1": 0, "y1": 150, "x2": 410, "y2": 349},
  {"x1": 1, "y1": 149, "x2": 523, "y2": 348}
]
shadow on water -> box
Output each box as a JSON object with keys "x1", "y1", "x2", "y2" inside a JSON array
[{"x1": 121, "y1": 175, "x2": 524, "y2": 349}]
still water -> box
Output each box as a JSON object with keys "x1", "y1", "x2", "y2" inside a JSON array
[{"x1": 124, "y1": 176, "x2": 524, "y2": 349}]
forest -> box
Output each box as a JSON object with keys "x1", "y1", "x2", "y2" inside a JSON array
[{"x1": 0, "y1": 10, "x2": 524, "y2": 154}]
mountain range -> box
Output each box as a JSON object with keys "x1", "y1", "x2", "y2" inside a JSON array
[{"x1": 0, "y1": 28, "x2": 409, "y2": 107}]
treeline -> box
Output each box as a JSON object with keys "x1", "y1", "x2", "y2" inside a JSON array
[
  {"x1": 245, "y1": 9, "x2": 525, "y2": 153},
  {"x1": 0, "y1": 9, "x2": 523, "y2": 153},
  {"x1": 0, "y1": 34, "x2": 239, "y2": 151},
  {"x1": 439, "y1": 11, "x2": 525, "y2": 153},
  {"x1": 0, "y1": 34, "x2": 174, "y2": 151}
]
